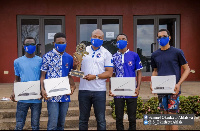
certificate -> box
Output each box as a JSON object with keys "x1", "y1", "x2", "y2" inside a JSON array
[
  {"x1": 111, "y1": 77, "x2": 136, "y2": 96},
  {"x1": 44, "y1": 76, "x2": 71, "y2": 97},
  {"x1": 14, "y1": 80, "x2": 41, "y2": 101},
  {"x1": 151, "y1": 75, "x2": 176, "y2": 94}
]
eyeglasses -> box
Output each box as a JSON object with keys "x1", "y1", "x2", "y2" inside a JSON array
[
  {"x1": 157, "y1": 35, "x2": 168, "y2": 39},
  {"x1": 24, "y1": 43, "x2": 36, "y2": 46}
]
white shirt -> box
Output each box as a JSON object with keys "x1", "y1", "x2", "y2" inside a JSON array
[{"x1": 79, "y1": 45, "x2": 113, "y2": 91}]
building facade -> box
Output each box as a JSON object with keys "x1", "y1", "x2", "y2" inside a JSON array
[{"x1": 0, "y1": 0, "x2": 199, "y2": 83}]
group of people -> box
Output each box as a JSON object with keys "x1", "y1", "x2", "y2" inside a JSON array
[{"x1": 10, "y1": 28, "x2": 190, "y2": 130}]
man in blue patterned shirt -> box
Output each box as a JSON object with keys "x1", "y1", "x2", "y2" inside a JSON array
[
  {"x1": 109, "y1": 33, "x2": 143, "y2": 130},
  {"x1": 40, "y1": 32, "x2": 76, "y2": 130}
]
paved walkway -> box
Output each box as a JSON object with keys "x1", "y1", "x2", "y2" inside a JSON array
[{"x1": 0, "y1": 81, "x2": 199, "y2": 101}]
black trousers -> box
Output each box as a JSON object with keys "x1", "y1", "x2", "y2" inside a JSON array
[{"x1": 114, "y1": 98, "x2": 137, "y2": 130}]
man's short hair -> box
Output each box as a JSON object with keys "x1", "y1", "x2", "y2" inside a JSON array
[
  {"x1": 54, "y1": 32, "x2": 66, "y2": 42},
  {"x1": 23, "y1": 36, "x2": 36, "y2": 45},
  {"x1": 158, "y1": 29, "x2": 171, "y2": 36},
  {"x1": 116, "y1": 33, "x2": 128, "y2": 40}
]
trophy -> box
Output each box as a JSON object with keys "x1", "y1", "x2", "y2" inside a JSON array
[{"x1": 69, "y1": 43, "x2": 89, "y2": 78}]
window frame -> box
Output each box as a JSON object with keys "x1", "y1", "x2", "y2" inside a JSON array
[
  {"x1": 76, "y1": 16, "x2": 123, "y2": 45},
  {"x1": 17, "y1": 15, "x2": 65, "y2": 57},
  {"x1": 133, "y1": 15, "x2": 180, "y2": 76}
]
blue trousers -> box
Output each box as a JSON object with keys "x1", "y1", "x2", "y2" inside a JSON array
[
  {"x1": 79, "y1": 90, "x2": 106, "y2": 130},
  {"x1": 47, "y1": 102, "x2": 69, "y2": 130},
  {"x1": 15, "y1": 102, "x2": 42, "y2": 130}
]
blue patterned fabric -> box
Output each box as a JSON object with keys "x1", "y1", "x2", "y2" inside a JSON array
[
  {"x1": 41, "y1": 49, "x2": 73, "y2": 102},
  {"x1": 112, "y1": 50, "x2": 143, "y2": 98}
]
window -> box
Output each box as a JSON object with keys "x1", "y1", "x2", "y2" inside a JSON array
[
  {"x1": 134, "y1": 15, "x2": 180, "y2": 76},
  {"x1": 17, "y1": 15, "x2": 65, "y2": 57},
  {"x1": 77, "y1": 16, "x2": 122, "y2": 54}
]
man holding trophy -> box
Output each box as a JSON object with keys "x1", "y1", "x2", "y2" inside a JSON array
[{"x1": 75, "y1": 29, "x2": 113, "y2": 130}]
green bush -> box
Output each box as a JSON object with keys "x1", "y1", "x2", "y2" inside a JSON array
[
  {"x1": 110, "y1": 96, "x2": 200, "y2": 119},
  {"x1": 179, "y1": 96, "x2": 200, "y2": 116}
]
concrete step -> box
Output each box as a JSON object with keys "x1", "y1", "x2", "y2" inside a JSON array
[
  {"x1": 0, "y1": 106, "x2": 112, "y2": 118},
  {"x1": 1, "y1": 116, "x2": 199, "y2": 130},
  {"x1": 0, "y1": 100, "x2": 112, "y2": 109},
  {"x1": 0, "y1": 115, "x2": 116, "y2": 130}
]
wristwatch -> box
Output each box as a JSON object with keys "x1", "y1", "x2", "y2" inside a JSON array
[{"x1": 96, "y1": 75, "x2": 99, "y2": 80}]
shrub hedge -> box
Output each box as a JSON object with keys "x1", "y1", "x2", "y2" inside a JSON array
[{"x1": 110, "y1": 96, "x2": 200, "y2": 119}]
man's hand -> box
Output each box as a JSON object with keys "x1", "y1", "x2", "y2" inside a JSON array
[
  {"x1": 73, "y1": 56, "x2": 80, "y2": 69},
  {"x1": 150, "y1": 82, "x2": 153, "y2": 92},
  {"x1": 68, "y1": 85, "x2": 76, "y2": 95},
  {"x1": 41, "y1": 90, "x2": 49, "y2": 100},
  {"x1": 109, "y1": 90, "x2": 115, "y2": 97},
  {"x1": 10, "y1": 94, "x2": 17, "y2": 102},
  {"x1": 173, "y1": 84, "x2": 180, "y2": 95},
  {"x1": 84, "y1": 74, "x2": 96, "y2": 81},
  {"x1": 135, "y1": 88, "x2": 140, "y2": 96},
  {"x1": 38, "y1": 92, "x2": 43, "y2": 100}
]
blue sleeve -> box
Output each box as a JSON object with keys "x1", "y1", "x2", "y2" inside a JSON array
[
  {"x1": 41, "y1": 54, "x2": 49, "y2": 71},
  {"x1": 178, "y1": 50, "x2": 187, "y2": 66},
  {"x1": 151, "y1": 54, "x2": 157, "y2": 69},
  {"x1": 14, "y1": 60, "x2": 20, "y2": 76},
  {"x1": 70, "y1": 56, "x2": 73, "y2": 71},
  {"x1": 112, "y1": 57, "x2": 116, "y2": 74},
  {"x1": 135, "y1": 54, "x2": 143, "y2": 70}
]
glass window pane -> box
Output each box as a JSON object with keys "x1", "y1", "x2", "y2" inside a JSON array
[
  {"x1": 159, "y1": 18, "x2": 176, "y2": 47},
  {"x1": 80, "y1": 19, "x2": 97, "y2": 47},
  {"x1": 44, "y1": 19, "x2": 62, "y2": 53},
  {"x1": 137, "y1": 19, "x2": 154, "y2": 73},
  {"x1": 21, "y1": 19, "x2": 39, "y2": 55},
  {"x1": 102, "y1": 19, "x2": 119, "y2": 54}
]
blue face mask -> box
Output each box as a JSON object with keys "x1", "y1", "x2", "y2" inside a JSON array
[
  {"x1": 117, "y1": 40, "x2": 127, "y2": 49},
  {"x1": 157, "y1": 37, "x2": 169, "y2": 46},
  {"x1": 91, "y1": 38, "x2": 103, "y2": 47},
  {"x1": 24, "y1": 45, "x2": 36, "y2": 54},
  {"x1": 55, "y1": 43, "x2": 67, "y2": 53}
]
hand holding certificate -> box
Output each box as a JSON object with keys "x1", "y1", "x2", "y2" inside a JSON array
[
  {"x1": 44, "y1": 76, "x2": 71, "y2": 97},
  {"x1": 111, "y1": 77, "x2": 136, "y2": 96},
  {"x1": 14, "y1": 80, "x2": 41, "y2": 101},
  {"x1": 151, "y1": 75, "x2": 176, "y2": 94}
]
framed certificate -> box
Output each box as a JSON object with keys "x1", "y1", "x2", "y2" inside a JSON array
[
  {"x1": 44, "y1": 76, "x2": 71, "y2": 97},
  {"x1": 151, "y1": 75, "x2": 176, "y2": 94},
  {"x1": 14, "y1": 80, "x2": 41, "y2": 101},
  {"x1": 111, "y1": 77, "x2": 136, "y2": 96}
]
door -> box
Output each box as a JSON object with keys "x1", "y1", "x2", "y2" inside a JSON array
[
  {"x1": 77, "y1": 16, "x2": 122, "y2": 54},
  {"x1": 134, "y1": 15, "x2": 180, "y2": 76}
]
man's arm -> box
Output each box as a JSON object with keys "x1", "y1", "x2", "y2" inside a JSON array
[
  {"x1": 109, "y1": 73, "x2": 116, "y2": 97},
  {"x1": 173, "y1": 63, "x2": 190, "y2": 95},
  {"x1": 150, "y1": 68, "x2": 158, "y2": 91},
  {"x1": 68, "y1": 75, "x2": 76, "y2": 95},
  {"x1": 40, "y1": 71, "x2": 48, "y2": 100},
  {"x1": 135, "y1": 70, "x2": 142, "y2": 96},
  {"x1": 84, "y1": 67, "x2": 113, "y2": 81},
  {"x1": 10, "y1": 76, "x2": 20, "y2": 102}
]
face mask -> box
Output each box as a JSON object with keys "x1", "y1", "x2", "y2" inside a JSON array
[
  {"x1": 91, "y1": 38, "x2": 103, "y2": 47},
  {"x1": 55, "y1": 43, "x2": 67, "y2": 53},
  {"x1": 157, "y1": 37, "x2": 169, "y2": 46},
  {"x1": 117, "y1": 40, "x2": 127, "y2": 49},
  {"x1": 24, "y1": 45, "x2": 36, "y2": 54}
]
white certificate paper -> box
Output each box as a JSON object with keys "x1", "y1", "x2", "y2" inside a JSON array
[
  {"x1": 111, "y1": 77, "x2": 136, "y2": 96},
  {"x1": 14, "y1": 81, "x2": 41, "y2": 101},
  {"x1": 44, "y1": 76, "x2": 71, "y2": 97},
  {"x1": 151, "y1": 75, "x2": 176, "y2": 94}
]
